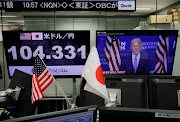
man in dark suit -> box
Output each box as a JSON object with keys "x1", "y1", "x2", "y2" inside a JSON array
[{"x1": 120, "y1": 38, "x2": 150, "y2": 74}]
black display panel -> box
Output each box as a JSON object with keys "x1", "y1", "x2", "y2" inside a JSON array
[
  {"x1": 96, "y1": 30, "x2": 178, "y2": 75},
  {"x1": 148, "y1": 75, "x2": 180, "y2": 110},
  {"x1": 99, "y1": 106, "x2": 180, "y2": 121},
  {"x1": 3, "y1": 31, "x2": 90, "y2": 78},
  {"x1": 8, "y1": 69, "x2": 36, "y2": 117},
  {"x1": 105, "y1": 75, "x2": 147, "y2": 108},
  {"x1": 78, "y1": 78, "x2": 105, "y2": 107}
]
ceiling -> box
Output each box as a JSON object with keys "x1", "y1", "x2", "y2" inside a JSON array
[{"x1": 0, "y1": 0, "x2": 180, "y2": 25}]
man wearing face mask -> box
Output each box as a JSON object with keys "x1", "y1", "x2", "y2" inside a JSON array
[{"x1": 120, "y1": 38, "x2": 150, "y2": 74}]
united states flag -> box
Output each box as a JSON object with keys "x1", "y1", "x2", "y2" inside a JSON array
[
  {"x1": 31, "y1": 55, "x2": 54, "y2": 104},
  {"x1": 104, "y1": 36, "x2": 121, "y2": 71},
  {"x1": 154, "y1": 35, "x2": 169, "y2": 73},
  {"x1": 20, "y1": 33, "x2": 31, "y2": 40}
]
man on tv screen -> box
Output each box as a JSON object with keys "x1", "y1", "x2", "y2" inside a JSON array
[
  {"x1": 120, "y1": 38, "x2": 150, "y2": 74},
  {"x1": 97, "y1": 30, "x2": 178, "y2": 75}
]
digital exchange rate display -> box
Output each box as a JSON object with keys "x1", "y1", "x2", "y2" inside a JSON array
[{"x1": 3, "y1": 31, "x2": 90, "y2": 77}]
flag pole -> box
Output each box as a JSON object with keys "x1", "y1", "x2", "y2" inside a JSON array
[
  {"x1": 36, "y1": 54, "x2": 77, "y2": 109},
  {"x1": 53, "y1": 78, "x2": 77, "y2": 109}
]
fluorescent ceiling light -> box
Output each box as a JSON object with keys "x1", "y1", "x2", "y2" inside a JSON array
[
  {"x1": 136, "y1": 8, "x2": 152, "y2": 10},
  {"x1": 130, "y1": 14, "x2": 140, "y2": 16},
  {"x1": 0, "y1": 15, "x2": 17, "y2": 17},
  {"x1": 0, "y1": 23, "x2": 24, "y2": 25},
  {"x1": 7, "y1": 20, "x2": 24, "y2": 23},
  {"x1": 0, "y1": 24, "x2": 17, "y2": 25},
  {"x1": 34, "y1": 20, "x2": 48, "y2": 21}
]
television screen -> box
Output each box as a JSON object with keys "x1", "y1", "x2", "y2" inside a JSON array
[
  {"x1": 96, "y1": 30, "x2": 178, "y2": 75},
  {"x1": 3, "y1": 31, "x2": 90, "y2": 77}
]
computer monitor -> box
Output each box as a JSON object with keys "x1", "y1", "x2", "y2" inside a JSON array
[
  {"x1": 105, "y1": 75, "x2": 148, "y2": 108},
  {"x1": 99, "y1": 106, "x2": 180, "y2": 121},
  {"x1": 148, "y1": 75, "x2": 180, "y2": 110},
  {"x1": 78, "y1": 78, "x2": 105, "y2": 107},
  {"x1": 2, "y1": 105, "x2": 97, "y2": 122},
  {"x1": 8, "y1": 69, "x2": 37, "y2": 117}
]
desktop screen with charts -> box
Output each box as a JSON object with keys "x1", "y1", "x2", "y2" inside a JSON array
[{"x1": 34, "y1": 110, "x2": 95, "y2": 122}]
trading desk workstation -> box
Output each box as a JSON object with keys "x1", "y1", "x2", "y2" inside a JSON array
[
  {"x1": 1, "y1": 0, "x2": 180, "y2": 121},
  {"x1": 1, "y1": 71, "x2": 180, "y2": 121},
  {"x1": 0, "y1": 30, "x2": 180, "y2": 121}
]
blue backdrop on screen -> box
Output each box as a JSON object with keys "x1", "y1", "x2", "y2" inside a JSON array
[{"x1": 96, "y1": 30, "x2": 178, "y2": 75}]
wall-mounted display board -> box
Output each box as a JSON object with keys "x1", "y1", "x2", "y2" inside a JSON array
[
  {"x1": 0, "y1": 0, "x2": 136, "y2": 11},
  {"x1": 3, "y1": 31, "x2": 90, "y2": 78}
]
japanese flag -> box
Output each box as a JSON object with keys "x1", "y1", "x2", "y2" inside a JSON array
[
  {"x1": 32, "y1": 32, "x2": 43, "y2": 40},
  {"x1": 82, "y1": 46, "x2": 109, "y2": 102}
]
